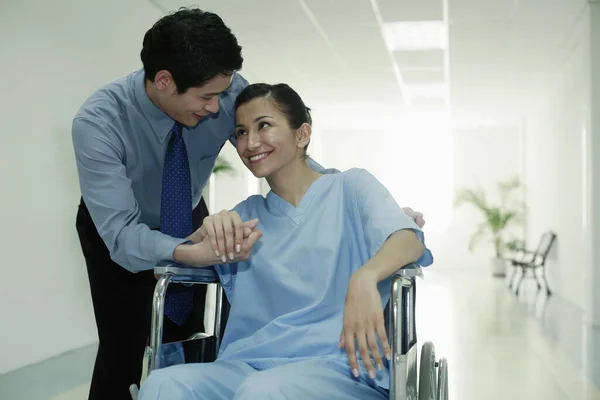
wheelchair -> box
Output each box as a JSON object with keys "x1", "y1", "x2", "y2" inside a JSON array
[{"x1": 130, "y1": 262, "x2": 449, "y2": 400}]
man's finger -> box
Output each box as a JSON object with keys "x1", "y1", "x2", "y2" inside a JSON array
[
  {"x1": 242, "y1": 229, "x2": 263, "y2": 252},
  {"x1": 243, "y1": 218, "x2": 259, "y2": 230},
  {"x1": 195, "y1": 225, "x2": 208, "y2": 242}
]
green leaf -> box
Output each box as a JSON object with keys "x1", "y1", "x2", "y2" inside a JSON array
[
  {"x1": 454, "y1": 177, "x2": 525, "y2": 258},
  {"x1": 212, "y1": 157, "x2": 234, "y2": 175}
]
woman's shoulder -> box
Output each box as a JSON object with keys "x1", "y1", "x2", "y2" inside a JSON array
[
  {"x1": 336, "y1": 167, "x2": 378, "y2": 188},
  {"x1": 230, "y1": 194, "x2": 267, "y2": 218}
]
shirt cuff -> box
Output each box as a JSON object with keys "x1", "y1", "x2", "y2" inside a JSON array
[{"x1": 156, "y1": 236, "x2": 190, "y2": 265}]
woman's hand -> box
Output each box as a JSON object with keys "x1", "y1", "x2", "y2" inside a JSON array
[
  {"x1": 189, "y1": 210, "x2": 259, "y2": 263},
  {"x1": 339, "y1": 269, "x2": 391, "y2": 380},
  {"x1": 175, "y1": 223, "x2": 263, "y2": 267}
]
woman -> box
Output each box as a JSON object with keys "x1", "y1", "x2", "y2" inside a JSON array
[{"x1": 139, "y1": 83, "x2": 434, "y2": 399}]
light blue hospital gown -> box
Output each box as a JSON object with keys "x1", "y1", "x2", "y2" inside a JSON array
[{"x1": 139, "y1": 168, "x2": 434, "y2": 399}]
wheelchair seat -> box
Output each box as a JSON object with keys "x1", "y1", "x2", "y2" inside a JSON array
[{"x1": 129, "y1": 263, "x2": 449, "y2": 400}]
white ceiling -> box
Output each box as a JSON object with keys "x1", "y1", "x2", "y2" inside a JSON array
[{"x1": 155, "y1": 0, "x2": 588, "y2": 130}]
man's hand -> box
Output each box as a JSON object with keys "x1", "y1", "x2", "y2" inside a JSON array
[
  {"x1": 402, "y1": 207, "x2": 425, "y2": 228},
  {"x1": 338, "y1": 269, "x2": 391, "y2": 380}
]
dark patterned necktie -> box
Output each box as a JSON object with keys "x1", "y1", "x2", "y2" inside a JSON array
[{"x1": 160, "y1": 122, "x2": 194, "y2": 326}]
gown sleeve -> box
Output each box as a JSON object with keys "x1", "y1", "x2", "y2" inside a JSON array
[{"x1": 350, "y1": 169, "x2": 434, "y2": 267}]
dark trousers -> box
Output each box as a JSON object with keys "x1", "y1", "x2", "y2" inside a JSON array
[{"x1": 76, "y1": 198, "x2": 209, "y2": 400}]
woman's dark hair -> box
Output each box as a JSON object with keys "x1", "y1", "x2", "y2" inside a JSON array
[
  {"x1": 235, "y1": 83, "x2": 312, "y2": 159},
  {"x1": 141, "y1": 7, "x2": 243, "y2": 94}
]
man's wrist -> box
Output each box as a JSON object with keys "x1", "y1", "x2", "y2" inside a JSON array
[{"x1": 173, "y1": 242, "x2": 216, "y2": 267}]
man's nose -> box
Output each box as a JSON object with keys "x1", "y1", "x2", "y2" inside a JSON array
[{"x1": 205, "y1": 96, "x2": 220, "y2": 114}]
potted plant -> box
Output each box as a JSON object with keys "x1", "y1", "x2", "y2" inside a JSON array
[
  {"x1": 212, "y1": 156, "x2": 234, "y2": 175},
  {"x1": 202, "y1": 156, "x2": 236, "y2": 211},
  {"x1": 454, "y1": 176, "x2": 525, "y2": 277}
]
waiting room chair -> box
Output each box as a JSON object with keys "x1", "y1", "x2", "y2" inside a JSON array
[{"x1": 508, "y1": 231, "x2": 556, "y2": 296}]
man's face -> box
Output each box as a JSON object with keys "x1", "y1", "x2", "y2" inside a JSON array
[{"x1": 154, "y1": 71, "x2": 233, "y2": 127}]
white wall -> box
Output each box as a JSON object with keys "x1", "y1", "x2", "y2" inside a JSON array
[
  {"x1": 316, "y1": 117, "x2": 523, "y2": 270},
  {"x1": 523, "y1": 7, "x2": 590, "y2": 310},
  {"x1": 0, "y1": 0, "x2": 163, "y2": 374},
  {"x1": 440, "y1": 125, "x2": 523, "y2": 269}
]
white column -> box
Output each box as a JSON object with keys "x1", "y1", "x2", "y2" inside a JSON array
[{"x1": 586, "y1": 2, "x2": 600, "y2": 327}]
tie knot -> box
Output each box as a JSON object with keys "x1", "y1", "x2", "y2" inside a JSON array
[{"x1": 172, "y1": 122, "x2": 184, "y2": 136}]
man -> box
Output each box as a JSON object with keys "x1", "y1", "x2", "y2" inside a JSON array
[{"x1": 72, "y1": 7, "x2": 425, "y2": 400}]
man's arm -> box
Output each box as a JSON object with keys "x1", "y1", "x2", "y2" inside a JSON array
[{"x1": 72, "y1": 118, "x2": 186, "y2": 272}]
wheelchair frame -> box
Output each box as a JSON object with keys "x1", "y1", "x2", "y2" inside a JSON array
[{"x1": 130, "y1": 263, "x2": 448, "y2": 400}]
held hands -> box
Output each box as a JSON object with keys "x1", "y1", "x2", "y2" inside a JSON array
[
  {"x1": 190, "y1": 210, "x2": 262, "y2": 264},
  {"x1": 338, "y1": 269, "x2": 391, "y2": 380}
]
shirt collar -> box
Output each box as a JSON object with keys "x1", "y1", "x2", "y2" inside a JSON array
[{"x1": 133, "y1": 69, "x2": 178, "y2": 144}]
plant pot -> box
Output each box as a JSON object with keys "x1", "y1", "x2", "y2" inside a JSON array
[{"x1": 491, "y1": 257, "x2": 506, "y2": 277}]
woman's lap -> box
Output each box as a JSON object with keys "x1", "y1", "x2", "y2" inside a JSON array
[{"x1": 139, "y1": 358, "x2": 388, "y2": 400}]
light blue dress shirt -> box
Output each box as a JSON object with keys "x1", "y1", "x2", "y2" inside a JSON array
[
  {"x1": 138, "y1": 168, "x2": 433, "y2": 399},
  {"x1": 72, "y1": 69, "x2": 331, "y2": 272}
]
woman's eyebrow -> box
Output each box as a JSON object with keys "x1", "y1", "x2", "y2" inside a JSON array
[{"x1": 235, "y1": 115, "x2": 273, "y2": 128}]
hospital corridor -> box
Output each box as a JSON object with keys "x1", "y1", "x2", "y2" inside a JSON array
[{"x1": 1, "y1": 0, "x2": 600, "y2": 399}]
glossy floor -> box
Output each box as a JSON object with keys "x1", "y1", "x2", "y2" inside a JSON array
[{"x1": 1, "y1": 267, "x2": 599, "y2": 400}]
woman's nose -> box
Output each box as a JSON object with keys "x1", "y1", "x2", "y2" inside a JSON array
[{"x1": 248, "y1": 131, "x2": 261, "y2": 149}]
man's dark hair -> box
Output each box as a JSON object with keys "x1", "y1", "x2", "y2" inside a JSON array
[
  {"x1": 141, "y1": 7, "x2": 243, "y2": 94},
  {"x1": 235, "y1": 83, "x2": 312, "y2": 159}
]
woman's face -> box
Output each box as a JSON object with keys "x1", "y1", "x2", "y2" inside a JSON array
[{"x1": 234, "y1": 97, "x2": 309, "y2": 178}]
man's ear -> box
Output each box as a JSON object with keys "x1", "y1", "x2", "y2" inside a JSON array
[
  {"x1": 154, "y1": 70, "x2": 176, "y2": 93},
  {"x1": 296, "y1": 123, "x2": 312, "y2": 149}
]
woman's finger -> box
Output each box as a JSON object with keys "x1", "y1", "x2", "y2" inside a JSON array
[
  {"x1": 376, "y1": 320, "x2": 392, "y2": 361},
  {"x1": 338, "y1": 330, "x2": 345, "y2": 348},
  {"x1": 230, "y1": 212, "x2": 244, "y2": 255},
  {"x1": 343, "y1": 331, "x2": 359, "y2": 378},
  {"x1": 220, "y1": 211, "x2": 235, "y2": 261},
  {"x1": 212, "y1": 214, "x2": 226, "y2": 262},
  {"x1": 357, "y1": 332, "x2": 375, "y2": 379},
  {"x1": 202, "y1": 217, "x2": 219, "y2": 258},
  {"x1": 367, "y1": 327, "x2": 383, "y2": 372}
]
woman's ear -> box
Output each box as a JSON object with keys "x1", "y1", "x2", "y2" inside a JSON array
[{"x1": 296, "y1": 123, "x2": 312, "y2": 149}]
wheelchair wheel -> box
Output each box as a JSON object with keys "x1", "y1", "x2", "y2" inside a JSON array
[
  {"x1": 418, "y1": 341, "x2": 437, "y2": 400},
  {"x1": 436, "y1": 358, "x2": 448, "y2": 400}
]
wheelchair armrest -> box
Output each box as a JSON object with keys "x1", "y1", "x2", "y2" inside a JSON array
[
  {"x1": 389, "y1": 262, "x2": 422, "y2": 399},
  {"x1": 394, "y1": 262, "x2": 423, "y2": 279},
  {"x1": 154, "y1": 263, "x2": 220, "y2": 284}
]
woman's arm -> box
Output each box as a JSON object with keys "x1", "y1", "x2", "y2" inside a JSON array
[
  {"x1": 356, "y1": 229, "x2": 425, "y2": 283},
  {"x1": 339, "y1": 169, "x2": 433, "y2": 381}
]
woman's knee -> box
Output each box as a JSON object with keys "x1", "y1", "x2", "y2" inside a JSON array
[{"x1": 233, "y1": 372, "x2": 283, "y2": 400}]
